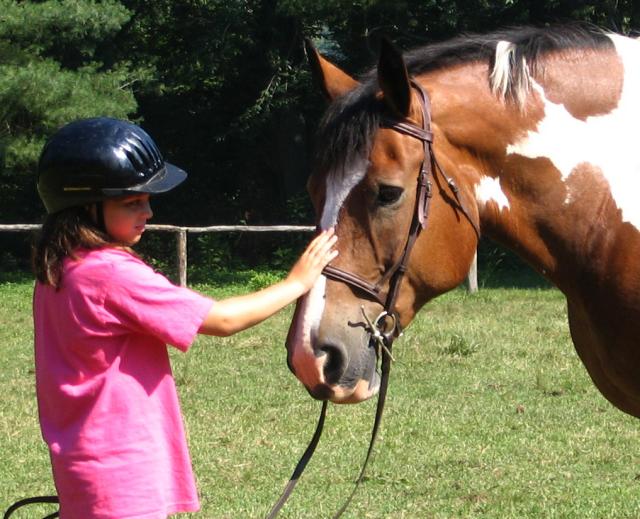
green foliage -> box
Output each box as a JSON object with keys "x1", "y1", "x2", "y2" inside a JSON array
[
  {"x1": 0, "y1": 0, "x2": 139, "y2": 177},
  {"x1": 438, "y1": 332, "x2": 480, "y2": 357},
  {"x1": 3, "y1": 0, "x2": 640, "y2": 274},
  {"x1": 187, "y1": 233, "x2": 238, "y2": 282},
  {"x1": 0, "y1": 59, "x2": 138, "y2": 171},
  {"x1": 0, "y1": 0, "x2": 130, "y2": 56},
  {"x1": 247, "y1": 269, "x2": 285, "y2": 290},
  {"x1": 183, "y1": 231, "x2": 309, "y2": 284}
]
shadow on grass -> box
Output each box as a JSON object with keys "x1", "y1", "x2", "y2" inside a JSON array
[
  {"x1": 0, "y1": 264, "x2": 553, "y2": 290},
  {"x1": 0, "y1": 270, "x2": 33, "y2": 284},
  {"x1": 479, "y1": 267, "x2": 551, "y2": 289},
  {"x1": 1, "y1": 238, "x2": 553, "y2": 291},
  {"x1": 476, "y1": 240, "x2": 553, "y2": 290}
]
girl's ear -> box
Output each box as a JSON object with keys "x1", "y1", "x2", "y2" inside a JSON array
[
  {"x1": 377, "y1": 37, "x2": 411, "y2": 117},
  {"x1": 305, "y1": 38, "x2": 360, "y2": 101}
]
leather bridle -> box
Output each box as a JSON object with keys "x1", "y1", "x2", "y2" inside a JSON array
[
  {"x1": 322, "y1": 79, "x2": 436, "y2": 334},
  {"x1": 267, "y1": 79, "x2": 479, "y2": 518}
]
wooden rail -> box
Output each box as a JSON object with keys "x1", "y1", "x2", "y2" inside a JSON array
[
  {"x1": 0, "y1": 223, "x2": 477, "y2": 291},
  {"x1": 0, "y1": 223, "x2": 314, "y2": 286}
]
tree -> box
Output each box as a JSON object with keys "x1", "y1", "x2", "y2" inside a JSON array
[
  {"x1": 0, "y1": 0, "x2": 140, "y2": 220},
  {"x1": 2, "y1": 0, "x2": 640, "y2": 272},
  {"x1": 115, "y1": 0, "x2": 316, "y2": 225}
]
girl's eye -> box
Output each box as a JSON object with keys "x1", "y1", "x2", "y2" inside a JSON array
[
  {"x1": 123, "y1": 199, "x2": 148, "y2": 210},
  {"x1": 377, "y1": 185, "x2": 404, "y2": 206}
]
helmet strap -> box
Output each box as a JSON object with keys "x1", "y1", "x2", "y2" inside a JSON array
[
  {"x1": 95, "y1": 202, "x2": 106, "y2": 233},
  {"x1": 86, "y1": 202, "x2": 107, "y2": 233}
]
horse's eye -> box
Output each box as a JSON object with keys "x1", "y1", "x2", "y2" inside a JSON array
[{"x1": 377, "y1": 185, "x2": 404, "y2": 206}]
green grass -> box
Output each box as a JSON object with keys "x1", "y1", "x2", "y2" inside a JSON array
[{"x1": 2, "y1": 275, "x2": 640, "y2": 518}]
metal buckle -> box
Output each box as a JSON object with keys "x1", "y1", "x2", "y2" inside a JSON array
[{"x1": 360, "y1": 306, "x2": 396, "y2": 362}]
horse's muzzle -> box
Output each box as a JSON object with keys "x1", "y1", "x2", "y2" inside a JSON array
[{"x1": 307, "y1": 346, "x2": 380, "y2": 404}]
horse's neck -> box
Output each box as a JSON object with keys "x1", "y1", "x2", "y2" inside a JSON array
[
  {"x1": 476, "y1": 72, "x2": 639, "y2": 295},
  {"x1": 448, "y1": 39, "x2": 639, "y2": 294}
]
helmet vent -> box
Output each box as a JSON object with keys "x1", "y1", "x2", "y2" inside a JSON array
[{"x1": 37, "y1": 117, "x2": 186, "y2": 213}]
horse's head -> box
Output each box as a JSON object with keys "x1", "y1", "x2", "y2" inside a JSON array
[{"x1": 286, "y1": 40, "x2": 479, "y2": 403}]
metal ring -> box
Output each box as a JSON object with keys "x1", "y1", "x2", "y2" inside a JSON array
[{"x1": 374, "y1": 311, "x2": 397, "y2": 337}]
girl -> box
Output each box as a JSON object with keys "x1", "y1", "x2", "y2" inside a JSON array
[{"x1": 31, "y1": 117, "x2": 337, "y2": 518}]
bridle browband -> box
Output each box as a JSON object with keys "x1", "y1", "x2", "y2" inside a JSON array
[{"x1": 267, "y1": 80, "x2": 479, "y2": 518}]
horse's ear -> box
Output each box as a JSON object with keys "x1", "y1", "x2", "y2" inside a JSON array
[
  {"x1": 377, "y1": 38, "x2": 411, "y2": 117},
  {"x1": 304, "y1": 38, "x2": 359, "y2": 101}
]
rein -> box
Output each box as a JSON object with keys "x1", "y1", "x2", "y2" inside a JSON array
[
  {"x1": 3, "y1": 496, "x2": 59, "y2": 519},
  {"x1": 267, "y1": 79, "x2": 479, "y2": 518}
]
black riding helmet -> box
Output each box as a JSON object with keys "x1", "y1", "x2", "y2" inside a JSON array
[{"x1": 37, "y1": 117, "x2": 187, "y2": 214}]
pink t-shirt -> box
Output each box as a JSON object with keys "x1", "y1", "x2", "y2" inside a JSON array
[{"x1": 33, "y1": 248, "x2": 214, "y2": 519}]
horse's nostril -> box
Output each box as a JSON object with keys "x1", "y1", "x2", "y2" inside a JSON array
[
  {"x1": 319, "y1": 343, "x2": 347, "y2": 384},
  {"x1": 308, "y1": 384, "x2": 334, "y2": 400}
]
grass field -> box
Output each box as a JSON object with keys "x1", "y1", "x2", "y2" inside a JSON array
[{"x1": 2, "y1": 272, "x2": 640, "y2": 518}]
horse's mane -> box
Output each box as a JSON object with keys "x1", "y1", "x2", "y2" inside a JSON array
[
  {"x1": 403, "y1": 24, "x2": 613, "y2": 105},
  {"x1": 315, "y1": 24, "x2": 614, "y2": 178}
]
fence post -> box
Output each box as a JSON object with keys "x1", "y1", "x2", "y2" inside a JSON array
[
  {"x1": 466, "y1": 251, "x2": 478, "y2": 293},
  {"x1": 177, "y1": 228, "x2": 187, "y2": 287}
]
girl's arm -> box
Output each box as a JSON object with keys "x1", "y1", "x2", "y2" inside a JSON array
[{"x1": 198, "y1": 229, "x2": 338, "y2": 337}]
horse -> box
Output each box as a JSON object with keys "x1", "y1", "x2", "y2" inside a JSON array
[{"x1": 285, "y1": 24, "x2": 640, "y2": 419}]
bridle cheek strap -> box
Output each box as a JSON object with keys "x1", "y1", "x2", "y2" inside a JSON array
[{"x1": 322, "y1": 79, "x2": 435, "y2": 327}]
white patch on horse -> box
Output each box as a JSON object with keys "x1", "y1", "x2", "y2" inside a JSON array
[
  {"x1": 505, "y1": 34, "x2": 640, "y2": 230},
  {"x1": 319, "y1": 160, "x2": 368, "y2": 229},
  {"x1": 475, "y1": 176, "x2": 510, "y2": 211},
  {"x1": 290, "y1": 160, "x2": 369, "y2": 386},
  {"x1": 289, "y1": 276, "x2": 328, "y2": 386}
]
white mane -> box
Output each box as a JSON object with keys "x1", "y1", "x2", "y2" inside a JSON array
[{"x1": 489, "y1": 40, "x2": 533, "y2": 109}]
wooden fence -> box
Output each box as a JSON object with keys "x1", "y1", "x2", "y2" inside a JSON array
[{"x1": 0, "y1": 223, "x2": 477, "y2": 291}]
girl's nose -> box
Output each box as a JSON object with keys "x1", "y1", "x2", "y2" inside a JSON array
[{"x1": 143, "y1": 200, "x2": 153, "y2": 219}]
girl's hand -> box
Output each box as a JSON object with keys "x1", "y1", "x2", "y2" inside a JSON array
[{"x1": 287, "y1": 228, "x2": 338, "y2": 292}]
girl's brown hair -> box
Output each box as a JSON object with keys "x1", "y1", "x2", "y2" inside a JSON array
[{"x1": 32, "y1": 206, "x2": 116, "y2": 289}]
